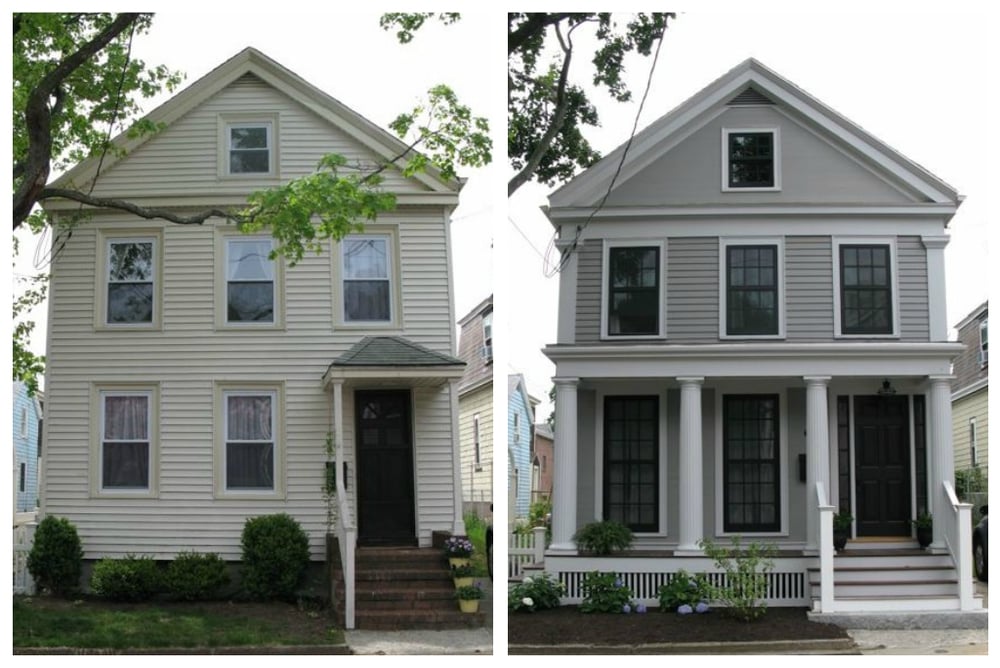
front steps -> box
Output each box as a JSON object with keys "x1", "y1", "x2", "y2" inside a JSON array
[
  {"x1": 347, "y1": 547, "x2": 487, "y2": 630},
  {"x1": 807, "y1": 541, "x2": 985, "y2": 615}
]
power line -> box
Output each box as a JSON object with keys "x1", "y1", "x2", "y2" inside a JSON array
[{"x1": 507, "y1": 216, "x2": 547, "y2": 262}]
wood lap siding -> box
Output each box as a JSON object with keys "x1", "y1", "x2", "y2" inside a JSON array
[
  {"x1": 786, "y1": 236, "x2": 834, "y2": 341},
  {"x1": 667, "y1": 238, "x2": 717, "y2": 342},
  {"x1": 897, "y1": 236, "x2": 930, "y2": 341},
  {"x1": 574, "y1": 240, "x2": 603, "y2": 343}
]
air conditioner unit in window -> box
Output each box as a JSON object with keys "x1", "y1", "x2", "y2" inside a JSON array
[
  {"x1": 979, "y1": 349, "x2": 988, "y2": 367},
  {"x1": 481, "y1": 344, "x2": 493, "y2": 362}
]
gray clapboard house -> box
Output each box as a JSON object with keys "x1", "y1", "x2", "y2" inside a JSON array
[
  {"x1": 39, "y1": 48, "x2": 473, "y2": 629},
  {"x1": 542, "y1": 59, "x2": 984, "y2": 622}
]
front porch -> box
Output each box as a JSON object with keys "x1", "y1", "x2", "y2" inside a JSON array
[{"x1": 542, "y1": 342, "x2": 983, "y2": 618}]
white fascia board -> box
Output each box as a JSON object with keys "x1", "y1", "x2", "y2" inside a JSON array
[
  {"x1": 543, "y1": 342, "x2": 963, "y2": 379},
  {"x1": 548, "y1": 204, "x2": 957, "y2": 222},
  {"x1": 952, "y1": 378, "x2": 988, "y2": 402}
]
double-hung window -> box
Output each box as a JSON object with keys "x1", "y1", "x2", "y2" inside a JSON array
[
  {"x1": 227, "y1": 123, "x2": 272, "y2": 174},
  {"x1": 979, "y1": 318, "x2": 988, "y2": 367},
  {"x1": 605, "y1": 244, "x2": 662, "y2": 337},
  {"x1": 226, "y1": 238, "x2": 275, "y2": 323},
  {"x1": 482, "y1": 310, "x2": 493, "y2": 363},
  {"x1": 604, "y1": 396, "x2": 659, "y2": 532},
  {"x1": 723, "y1": 395, "x2": 780, "y2": 532},
  {"x1": 223, "y1": 391, "x2": 276, "y2": 491},
  {"x1": 106, "y1": 239, "x2": 155, "y2": 324},
  {"x1": 839, "y1": 243, "x2": 893, "y2": 335},
  {"x1": 723, "y1": 243, "x2": 781, "y2": 336},
  {"x1": 100, "y1": 391, "x2": 152, "y2": 491},
  {"x1": 342, "y1": 235, "x2": 392, "y2": 322},
  {"x1": 723, "y1": 128, "x2": 780, "y2": 190}
]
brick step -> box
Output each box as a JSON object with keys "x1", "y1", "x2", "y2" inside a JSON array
[
  {"x1": 355, "y1": 568, "x2": 454, "y2": 585},
  {"x1": 356, "y1": 548, "x2": 448, "y2": 564},
  {"x1": 354, "y1": 608, "x2": 486, "y2": 631}
]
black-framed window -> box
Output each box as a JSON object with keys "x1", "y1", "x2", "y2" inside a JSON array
[
  {"x1": 723, "y1": 395, "x2": 780, "y2": 532},
  {"x1": 608, "y1": 246, "x2": 659, "y2": 336},
  {"x1": 604, "y1": 396, "x2": 658, "y2": 532},
  {"x1": 728, "y1": 132, "x2": 774, "y2": 188},
  {"x1": 840, "y1": 244, "x2": 892, "y2": 334},
  {"x1": 726, "y1": 245, "x2": 778, "y2": 335}
]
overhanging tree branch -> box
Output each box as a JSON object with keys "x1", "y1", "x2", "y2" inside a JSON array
[
  {"x1": 13, "y1": 13, "x2": 143, "y2": 229},
  {"x1": 37, "y1": 188, "x2": 238, "y2": 224}
]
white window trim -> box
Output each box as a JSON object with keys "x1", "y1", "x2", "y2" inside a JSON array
[
  {"x1": 513, "y1": 412, "x2": 521, "y2": 445},
  {"x1": 473, "y1": 413, "x2": 482, "y2": 470},
  {"x1": 600, "y1": 239, "x2": 667, "y2": 340},
  {"x1": 333, "y1": 227, "x2": 402, "y2": 330},
  {"x1": 718, "y1": 237, "x2": 786, "y2": 340},
  {"x1": 216, "y1": 234, "x2": 283, "y2": 329},
  {"x1": 594, "y1": 386, "x2": 669, "y2": 537},
  {"x1": 218, "y1": 113, "x2": 279, "y2": 178},
  {"x1": 831, "y1": 237, "x2": 900, "y2": 338},
  {"x1": 97, "y1": 232, "x2": 163, "y2": 330},
  {"x1": 214, "y1": 383, "x2": 285, "y2": 499},
  {"x1": 721, "y1": 127, "x2": 782, "y2": 192},
  {"x1": 90, "y1": 384, "x2": 159, "y2": 498},
  {"x1": 482, "y1": 311, "x2": 493, "y2": 364},
  {"x1": 713, "y1": 384, "x2": 789, "y2": 538},
  {"x1": 979, "y1": 318, "x2": 988, "y2": 368}
]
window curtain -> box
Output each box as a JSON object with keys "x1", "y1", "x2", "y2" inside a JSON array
[
  {"x1": 103, "y1": 395, "x2": 149, "y2": 488},
  {"x1": 227, "y1": 395, "x2": 274, "y2": 488}
]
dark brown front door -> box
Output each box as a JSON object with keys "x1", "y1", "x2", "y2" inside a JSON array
[
  {"x1": 854, "y1": 395, "x2": 910, "y2": 537},
  {"x1": 356, "y1": 390, "x2": 416, "y2": 545}
]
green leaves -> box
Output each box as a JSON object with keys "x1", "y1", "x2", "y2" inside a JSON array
[{"x1": 379, "y1": 12, "x2": 461, "y2": 44}]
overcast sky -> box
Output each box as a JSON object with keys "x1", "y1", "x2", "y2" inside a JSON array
[{"x1": 508, "y1": 6, "x2": 996, "y2": 421}]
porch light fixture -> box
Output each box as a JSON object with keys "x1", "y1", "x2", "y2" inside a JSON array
[{"x1": 877, "y1": 379, "x2": 896, "y2": 397}]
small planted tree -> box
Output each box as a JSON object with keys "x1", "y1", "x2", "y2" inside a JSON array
[
  {"x1": 27, "y1": 516, "x2": 83, "y2": 596},
  {"x1": 699, "y1": 536, "x2": 776, "y2": 621}
]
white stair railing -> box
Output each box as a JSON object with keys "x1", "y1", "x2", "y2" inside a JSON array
[
  {"x1": 942, "y1": 480, "x2": 974, "y2": 610},
  {"x1": 815, "y1": 482, "x2": 836, "y2": 612}
]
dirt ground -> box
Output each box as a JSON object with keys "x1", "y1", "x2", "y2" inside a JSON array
[{"x1": 508, "y1": 605, "x2": 850, "y2": 646}]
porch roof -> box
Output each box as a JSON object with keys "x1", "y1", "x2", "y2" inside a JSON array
[{"x1": 322, "y1": 336, "x2": 465, "y2": 388}]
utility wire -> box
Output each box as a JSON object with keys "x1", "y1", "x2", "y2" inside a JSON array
[{"x1": 508, "y1": 216, "x2": 547, "y2": 261}]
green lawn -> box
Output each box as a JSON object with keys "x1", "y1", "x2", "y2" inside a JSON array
[{"x1": 14, "y1": 596, "x2": 345, "y2": 650}]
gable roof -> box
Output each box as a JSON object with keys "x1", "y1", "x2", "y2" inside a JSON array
[
  {"x1": 50, "y1": 47, "x2": 459, "y2": 197},
  {"x1": 330, "y1": 336, "x2": 463, "y2": 368},
  {"x1": 549, "y1": 58, "x2": 960, "y2": 215}
]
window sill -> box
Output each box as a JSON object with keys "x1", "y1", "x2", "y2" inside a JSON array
[
  {"x1": 335, "y1": 321, "x2": 402, "y2": 331},
  {"x1": 600, "y1": 334, "x2": 666, "y2": 341},
  {"x1": 721, "y1": 185, "x2": 781, "y2": 193},
  {"x1": 215, "y1": 490, "x2": 284, "y2": 501},
  {"x1": 834, "y1": 333, "x2": 900, "y2": 340},
  {"x1": 92, "y1": 489, "x2": 158, "y2": 500},
  {"x1": 215, "y1": 322, "x2": 286, "y2": 332},
  {"x1": 720, "y1": 334, "x2": 785, "y2": 340},
  {"x1": 94, "y1": 323, "x2": 162, "y2": 332}
]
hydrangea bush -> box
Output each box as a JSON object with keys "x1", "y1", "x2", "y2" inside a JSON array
[
  {"x1": 657, "y1": 569, "x2": 712, "y2": 612},
  {"x1": 508, "y1": 572, "x2": 564, "y2": 612},
  {"x1": 579, "y1": 571, "x2": 635, "y2": 613}
]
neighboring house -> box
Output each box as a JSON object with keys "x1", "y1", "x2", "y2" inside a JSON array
[
  {"x1": 508, "y1": 374, "x2": 535, "y2": 518},
  {"x1": 951, "y1": 302, "x2": 988, "y2": 495},
  {"x1": 456, "y1": 295, "x2": 494, "y2": 511},
  {"x1": 531, "y1": 422, "x2": 554, "y2": 503},
  {"x1": 542, "y1": 59, "x2": 982, "y2": 619},
  {"x1": 12, "y1": 382, "x2": 42, "y2": 513},
  {"x1": 39, "y1": 48, "x2": 471, "y2": 628}
]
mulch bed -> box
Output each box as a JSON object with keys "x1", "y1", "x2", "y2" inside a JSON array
[{"x1": 509, "y1": 605, "x2": 850, "y2": 646}]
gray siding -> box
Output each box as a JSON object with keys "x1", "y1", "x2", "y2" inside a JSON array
[
  {"x1": 786, "y1": 236, "x2": 834, "y2": 340},
  {"x1": 608, "y1": 105, "x2": 921, "y2": 206},
  {"x1": 898, "y1": 236, "x2": 930, "y2": 341},
  {"x1": 574, "y1": 240, "x2": 603, "y2": 344},
  {"x1": 667, "y1": 238, "x2": 718, "y2": 342}
]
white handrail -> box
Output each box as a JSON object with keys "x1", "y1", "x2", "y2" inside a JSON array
[
  {"x1": 332, "y1": 382, "x2": 356, "y2": 629},
  {"x1": 815, "y1": 482, "x2": 836, "y2": 612},
  {"x1": 942, "y1": 480, "x2": 974, "y2": 610}
]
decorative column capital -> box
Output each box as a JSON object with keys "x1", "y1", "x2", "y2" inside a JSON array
[
  {"x1": 552, "y1": 376, "x2": 580, "y2": 388},
  {"x1": 676, "y1": 376, "x2": 705, "y2": 386},
  {"x1": 927, "y1": 374, "x2": 955, "y2": 387},
  {"x1": 803, "y1": 376, "x2": 832, "y2": 387},
  {"x1": 921, "y1": 235, "x2": 950, "y2": 251}
]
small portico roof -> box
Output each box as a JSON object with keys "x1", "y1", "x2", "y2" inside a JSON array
[{"x1": 322, "y1": 336, "x2": 465, "y2": 388}]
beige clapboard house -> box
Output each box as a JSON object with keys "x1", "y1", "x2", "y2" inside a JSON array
[{"x1": 40, "y1": 48, "x2": 472, "y2": 628}]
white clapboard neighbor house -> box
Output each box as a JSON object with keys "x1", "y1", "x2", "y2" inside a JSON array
[
  {"x1": 542, "y1": 59, "x2": 985, "y2": 625},
  {"x1": 39, "y1": 48, "x2": 480, "y2": 630}
]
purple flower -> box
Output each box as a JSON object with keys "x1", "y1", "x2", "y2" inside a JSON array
[
  {"x1": 622, "y1": 604, "x2": 631, "y2": 613},
  {"x1": 614, "y1": 578, "x2": 623, "y2": 588},
  {"x1": 695, "y1": 601, "x2": 710, "y2": 614},
  {"x1": 636, "y1": 603, "x2": 647, "y2": 614},
  {"x1": 678, "y1": 604, "x2": 693, "y2": 615}
]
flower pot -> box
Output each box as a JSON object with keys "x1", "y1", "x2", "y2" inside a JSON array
[
  {"x1": 833, "y1": 529, "x2": 848, "y2": 552},
  {"x1": 453, "y1": 576, "x2": 474, "y2": 588},
  {"x1": 449, "y1": 557, "x2": 471, "y2": 568},
  {"x1": 458, "y1": 599, "x2": 480, "y2": 613},
  {"x1": 916, "y1": 526, "x2": 932, "y2": 549}
]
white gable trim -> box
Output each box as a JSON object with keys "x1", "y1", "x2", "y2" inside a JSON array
[{"x1": 550, "y1": 59, "x2": 958, "y2": 210}]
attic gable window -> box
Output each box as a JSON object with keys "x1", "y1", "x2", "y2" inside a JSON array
[
  {"x1": 722, "y1": 128, "x2": 780, "y2": 191},
  {"x1": 218, "y1": 114, "x2": 278, "y2": 178}
]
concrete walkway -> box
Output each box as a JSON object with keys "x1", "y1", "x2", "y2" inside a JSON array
[{"x1": 345, "y1": 576, "x2": 493, "y2": 655}]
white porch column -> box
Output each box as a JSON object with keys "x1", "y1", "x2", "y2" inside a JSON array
[
  {"x1": 922, "y1": 236, "x2": 950, "y2": 342},
  {"x1": 550, "y1": 377, "x2": 579, "y2": 552},
  {"x1": 928, "y1": 375, "x2": 955, "y2": 548},
  {"x1": 331, "y1": 381, "x2": 346, "y2": 496},
  {"x1": 448, "y1": 379, "x2": 467, "y2": 536},
  {"x1": 676, "y1": 377, "x2": 704, "y2": 553},
  {"x1": 804, "y1": 376, "x2": 832, "y2": 553}
]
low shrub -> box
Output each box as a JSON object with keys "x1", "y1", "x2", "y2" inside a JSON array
[
  {"x1": 27, "y1": 516, "x2": 83, "y2": 596},
  {"x1": 657, "y1": 569, "x2": 712, "y2": 611},
  {"x1": 572, "y1": 521, "x2": 633, "y2": 555},
  {"x1": 240, "y1": 514, "x2": 310, "y2": 600},
  {"x1": 580, "y1": 571, "x2": 634, "y2": 613},
  {"x1": 699, "y1": 536, "x2": 776, "y2": 621},
  {"x1": 90, "y1": 554, "x2": 162, "y2": 602},
  {"x1": 508, "y1": 572, "x2": 564, "y2": 612},
  {"x1": 164, "y1": 551, "x2": 231, "y2": 601}
]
